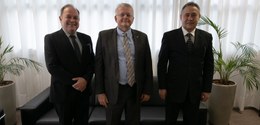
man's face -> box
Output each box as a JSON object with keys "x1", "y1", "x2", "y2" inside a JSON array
[
  {"x1": 59, "y1": 6, "x2": 79, "y2": 34},
  {"x1": 180, "y1": 6, "x2": 200, "y2": 32},
  {"x1": 114, "y1": 6, "x2": 134, "y2": 32}
]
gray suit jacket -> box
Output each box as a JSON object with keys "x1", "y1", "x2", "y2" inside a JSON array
[{"x1": 95, "y1": 28, "x2": 153, "y2": 104}]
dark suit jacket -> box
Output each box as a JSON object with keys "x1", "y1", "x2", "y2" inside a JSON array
[
  {"x1": 157, "y1": 27, "x2": 214, "y2": 103},
  {"x1": 44, "y1": 29, "x2": 94, "y2": 103},
  {"x1": 95, "y1": 28, "x2": 153, "y2": 104}
]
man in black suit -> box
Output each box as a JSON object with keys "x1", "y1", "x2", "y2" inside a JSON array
[
  {"x1": 95, "y1": 3, "x2": 153, "y2": 125},
  {"x1": 44, "y1": 4, "x2": 94, "y2": 125},
  {"x1": 157, "y1": 2, "x2": 214, "y2": 125}
]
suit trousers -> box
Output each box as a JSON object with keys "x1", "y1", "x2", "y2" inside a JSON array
[
  {"x1": 165, "y1": 95, "x2": 200, "y2": 125},
  {"x1": 106, "y1": 84, "x2": 140, "y2": 125},
  {"x1": 54, "y1": 90, "x2": 89, "y2": 125}
]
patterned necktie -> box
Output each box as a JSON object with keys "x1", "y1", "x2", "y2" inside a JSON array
[
  {"x1": 123, "y1": 33, "x2": 135, "y2": 87},
  {"x1": 70, "y1": 35, "x2": 81, "y2": 62},
  {"x1": 186, "y1": 33, "x2": 194, "y2": 52}
]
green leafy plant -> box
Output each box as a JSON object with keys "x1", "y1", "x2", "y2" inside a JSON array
[
  {"x1": 0, "y1": 36, "x2": 42, "y2": 86},
  {"x1": 200, "y1": 16, "x2": 260, "y2": 90}
]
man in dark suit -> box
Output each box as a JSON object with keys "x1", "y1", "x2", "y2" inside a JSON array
[
  {"x1": 44, "y1": 4, "x2": 94, "y2": 125},
  {"x1": 157, "y1": 2, "x2": 214, "y2": 125},
  {"x1": 95, "y1": 3, "x2": 153, "y2": 125}
]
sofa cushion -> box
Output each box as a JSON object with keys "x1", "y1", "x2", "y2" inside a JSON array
[
  {"x1": 36, "y1": 107, "x2": 96, "y2": 125},
  {"x1": 140, "y1": 106, "x2": 165, "y2": 125},
  {"x1": 140, "y1": 106, "x2": 185, "y2": 125},
  {"x1": 89, "y1": 106, "x2": 125, "y2": 125},
  {"x1": 36, "y1": 109, "x2": 59, "y2": 125},
  {"x1": 141, "y1": 102, "x2": 207, "y2": 125}
]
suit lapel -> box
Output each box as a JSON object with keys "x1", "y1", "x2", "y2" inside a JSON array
[
  {"x1": 112, "y1": 29, "x2": 119, "y2": 60},
  {"x1": 131, "y1": 30, "x2": 139, "y2": 54},
  {"x1": 77, "y1": 33, "x2": 85, "y2": 62},
  {"x1": 59, "y1": 30, "x2": 81, "y2": 63},
  {"x1": 194, "y1": 29, "x2": 202, "y2": 48},
  {"x1": 58, "y1": 29, "x2": 75, "y2": 51},
  {"x1": 177, "y1": 28, "x2": 187, "y2": 49},
  {"x1": 112, "y1": 29, "x2": 120, "y2": 78},
  {"x1": 178, "y1": 28, "x2": 202, "y2": 49}
]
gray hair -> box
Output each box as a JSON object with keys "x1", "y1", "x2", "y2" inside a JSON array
[
  {"x1": 115, "y1": 3, "x2": 134, "y2": 15},
  {"x1": 60, "y1": 4, "x2": 80, "y2": 16},
  {"x1": 181, "y1": 2, "x2": 200, "y2": 13}
]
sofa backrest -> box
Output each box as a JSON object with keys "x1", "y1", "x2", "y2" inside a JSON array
[{"x1": 89, "y1": 76, "x2": 100, "y2": 106}]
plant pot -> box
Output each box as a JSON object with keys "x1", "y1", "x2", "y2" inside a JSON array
[
  {"x1": 0, "y1": 81, "x2": 16, "y2": 125},
  {"x1": 208, "y1": 81, "x2": 237, "y2": 125}
]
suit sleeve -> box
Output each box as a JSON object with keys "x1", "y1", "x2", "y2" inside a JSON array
[
  {"x1": 202, "y1": 34, "x2": 214, "y2": 92},
  {"x1": 44, "y1": 34, "x2": 75, "y2": 85},
  {"x1": 95, "y1": 32, "x2": 105, "y2": 94},
  {"x1": 143, "y1": 35, "x2": 154, "y2": 95},
  {"x1": 82, "y1": 36, "x2": 95, "y2": 83},
  {"x1": 157, "y1": 33, "x2": 169, "y2": 89}
]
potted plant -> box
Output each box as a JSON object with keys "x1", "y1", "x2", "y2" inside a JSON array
[
  {"x1": 0, "y1": 36, "x2": 42, "y2": 125},
  {"x1": 200, "y1": 16, "x2": 260, "y2": 125}
]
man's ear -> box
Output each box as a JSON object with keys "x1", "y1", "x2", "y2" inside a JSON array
[
  {"x1": 59, "y1": 16, "x2": 62, "y2": 21},
  {"x1": 114, "y1": 16, "x2": 117, "y2": 22}
]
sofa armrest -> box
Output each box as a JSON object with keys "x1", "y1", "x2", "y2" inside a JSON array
[
  {"x1": 198, "y1": 102, "x2": 208, "y2": 125},
  {"x1": 0, "y1": 106, "x2": 5, "y2": 125},
  {"x1": 20, "y1": 87, "x2": 53, "y2": 125}
]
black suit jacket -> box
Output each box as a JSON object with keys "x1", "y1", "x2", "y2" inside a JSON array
[
  {"x1": 95, "y1": 28, "x2": 153, "y2": 104},
  {"x1": 157, "y1": 28, "x2": 214, "y2": 103},
  {"x1": 44, "y1": 29, "x2": 94, "y2": 103}
]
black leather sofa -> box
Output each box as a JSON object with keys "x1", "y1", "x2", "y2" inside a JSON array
[
  {"x1": 0, "y1": 106, "x2": 5, "y2": 125},
  {"x1": 20, "y1": 77, "x2": 208, "y2": 125}
]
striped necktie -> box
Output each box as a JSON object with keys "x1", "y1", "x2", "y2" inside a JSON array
[
  {"x1": 123, "y1": 33, "x2": 135, "y2": 86},
  {"x1": 186, "y1": 33, "x2": 194, "y2": 52}
]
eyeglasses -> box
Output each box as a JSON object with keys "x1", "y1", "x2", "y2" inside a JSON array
[{"x1": 116, "y1": 13, "x2": 133, "y2": 18}]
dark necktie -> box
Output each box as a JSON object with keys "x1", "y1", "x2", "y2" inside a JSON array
[
  {"x1": 123, "y1": 33, "x2": 135, "y2": 87},
  {"x1": 70, "y1": 35, "x2": 81, "y2": 62},
  {"x1": 186, "y1": 33, "x2": 194, "y2": 51}
]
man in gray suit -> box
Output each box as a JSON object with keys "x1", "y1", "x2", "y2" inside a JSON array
[{"x1": 95, "y1": 3, "x2": 153, "y2": 125}]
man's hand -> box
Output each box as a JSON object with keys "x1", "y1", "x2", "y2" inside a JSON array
[
  {"x1": 97, "y1": 93, "x2": 109, "y2": 108},
  {"x1": 159, "y1": 89, "x2": 167, "y2": 100},
  {"x1": 140, "y1": 94, "x2": 150, "y2": 102},
  {"x1": 201, "y1": 92, "x2": 210, "y2": 102},
  {"x1": 72, "y1": 77, "x2": 87, "y2": 92}
]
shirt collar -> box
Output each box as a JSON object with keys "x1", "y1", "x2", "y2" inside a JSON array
[
  {"x1": 182, "y1": 27, "x2": 195, "y2": 36},
  {"x1": 62, "y1": 28, "x2": 78, "y2": 38},
  {"x1": 116, "y1": 27, "x2": 132, "y2": 37}
]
